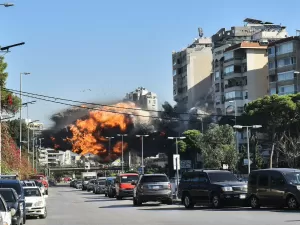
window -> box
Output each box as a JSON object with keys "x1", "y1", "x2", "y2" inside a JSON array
[
  {"x1": 258, "y1": 174, "x2": 268, "y2": 187},
  {"x1": 215, "y1": 71, "x2": 220, "y2": 80},
  {"x1": 153, "y1": 100, "x2": 156, "y2": 104},
  {"x1": 225, "y1": 91, "x2": 243, "y2": 101},
  {"x1": 270, "y1": 88, "x2": 276, "y2": 95},
  {"x1": 24, "y1": 188, "x2": 41, "y2": 197},
  {"x1": 277, "y1": 57, "x2": 296, "y2": 68},
  {"x1": 244, "y1": 91, "x2": 248, "y2": 99},
  {"x1": 208, "y1": 172, "x2": 238, "y2": 183},
  {"x1": 268, "y1": 61, "x2": 275, "y2": 69},
  {"x1": 224, "y1": 65, "x2": 234, "y2": 75},
  {"x1": 173, "y1": 70, "x2": 177, "y2": 76},
  {"x1": 248, "y1": 173, "x2": 257, "y2": 185},
  {"x1": 276, "y1": 42, "x2": 293, "y2": 55},
  {"x1": 278, "y1": 71, "x2": 294, "y2": 81},
  {"x1": 0, "y1": 183, "x2": 21, "y2": 195},
  {"x1": 224, "y1": 51, "x2": 234, "y2": 60},
  {"x1": 278, "y1": 85, "x2": 295, "y2": 95},
  {"x1": 148, "y1": 100, "x2": 151, "y2": 104},
  {"x1": 121, "y1": 175, "x2": 138, "y2": 183},
  {"x1": 268, "y1": 47, "x2": 275, "y2": 56},
  {"x1": 0, "y1": 190, "x2": 16, "y2": 202},
  {"x1": 270, "y1": 172, "x2": 285, "y2": 186},
  {"x1": 141, "y1": 175, "x2": 168, "y2": 183}
]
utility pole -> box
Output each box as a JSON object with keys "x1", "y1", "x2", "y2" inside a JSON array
[
  {"x1": 136, "y1": 135, "x2": 149, "y2": 174},
  {"x1": 105, "y1": 136, "x2": 114, "y2": 163},
  {"x1": 117, "y1": 134, "x2": 127, "y2": 173}
]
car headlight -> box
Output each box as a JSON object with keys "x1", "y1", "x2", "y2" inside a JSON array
[
  {"x1": 221, "y1": 186, "x2": 233, "y2": 192},
  {"x1": 242, "y1": 185, "x2": 248, "y2": 191},
  {"x1": 34, "y1": 201, "x2": 44, "y2": 207},
  {"x1": 297, "y1": 186, "x2": 300, "y2": 190}
]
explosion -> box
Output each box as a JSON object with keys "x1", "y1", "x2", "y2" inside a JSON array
[{"x1": 66, "y1": 102, "x2": 150, "y2": 157}]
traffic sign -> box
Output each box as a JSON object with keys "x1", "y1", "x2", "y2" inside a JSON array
[
  {"x1": 173, "y1": 154, "x2": 180, "y2": 170},
  {"x1": 137, "y1": 167, "x2": 143, "y2": 174}
]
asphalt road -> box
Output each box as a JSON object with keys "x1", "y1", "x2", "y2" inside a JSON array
[{"x1": 27, "y1": 185, "x2": 300, "y2": 225}]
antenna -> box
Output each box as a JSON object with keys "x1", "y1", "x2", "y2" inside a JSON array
[{"x1": 198, "y1": 27, "x2": 203, "y2": 38}]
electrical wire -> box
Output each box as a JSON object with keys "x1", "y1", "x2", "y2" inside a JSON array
[
  {"x1": 6, "y1": 89, "x2": 208, "y2": 122},
  {"x1": 4, "y1": 88, "x2": 222, "y2": 117}
]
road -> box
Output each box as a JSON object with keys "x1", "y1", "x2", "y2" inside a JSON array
[{"x1": 27, "y1": 184, "x2": 300, "y2": 225}]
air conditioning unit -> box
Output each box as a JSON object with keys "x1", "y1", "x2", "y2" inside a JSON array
[{"x1": 259, "y1": 39, "x2": 269, "y2": 46}]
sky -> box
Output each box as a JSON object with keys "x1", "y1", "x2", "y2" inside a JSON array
[{"x1": 1, "y1": 0, "x2": 299, "y2": 128}]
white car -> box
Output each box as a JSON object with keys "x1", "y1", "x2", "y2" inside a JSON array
[
  {"x1": 0, "y1": 194, "x2": 15, "y2": 225},
  {"x1": 23, "y1": 187, "x2": 47, "y2": 219}
]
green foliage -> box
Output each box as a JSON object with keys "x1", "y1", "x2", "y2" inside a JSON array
[
  {"x1": 6, "y1": 120, "x2": 28, "y2": 147},
  {"x1": 254, "y1": 145, "x2": 264, "y2": 169},
  {"x1": 177, "y1": 140, "x2": 187, "y2": 153},
  {"x1": 182, "y1": 130, "x2": 202, "y2": 151},
  {"x1": 200, "y1": 124, "x2": 238, "y2": 169},
  {"x1": 0, "y1": 56, "x2": 21, "y2": 114}
]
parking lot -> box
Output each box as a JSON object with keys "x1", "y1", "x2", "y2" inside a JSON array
[{"x1": 24, "y1": 184, "x2": 300, "y2": 225}]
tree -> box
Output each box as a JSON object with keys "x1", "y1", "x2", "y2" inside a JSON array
[
  {"x1": 0, "y1": 56, "x2": 21, "y2": 114},
  {"x1": 245, "y1": 94, "x2": 297, "y2": 168},
  {"x1": 6, "y1": 120, "x2": 28, "y2": 147},
  {"x1": 200, "y1": 124, "x2": 238, "y2": 170}
]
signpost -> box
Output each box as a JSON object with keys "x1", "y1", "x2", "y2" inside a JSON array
[{"x1": 173, "y1": 154, "x2": 180, "y2": 198}]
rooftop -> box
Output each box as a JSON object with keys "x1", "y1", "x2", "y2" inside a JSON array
[
  {"x1": 224, "y1": 42, "x2": 268, "y2": 52},
  {"x1": 268, "y1": 36, "x2": 300, "y2": 47}
]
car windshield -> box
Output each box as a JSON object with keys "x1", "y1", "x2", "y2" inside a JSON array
[
  {"x1": 0, "y1": 190, "x2": 16, "y2": 202},
  {"x1": 284, "y1": 172, "x2": 300, "y2": 185},
  {"x1": 24, "y1": 188, "x2": 41, "y2": 197},
  {"x1": 208, "y1": 172, "x2": 238, "y2": 183},
  {"x1": 84, "y1": 177, "x2": 95, "y2": 181},
  {"x1": 0, "y1": 183, "x2": 21, "y2": 195},
  {"x1": 35, "y1": 182, "x2": 43, "y2": 187},
  {"x1": 98, "y1": 180, "x2": 105, "y2": 185},
  {"x1": 141, "y1": 175, "x2": 168, "y2": 183},
  {"x1": 121, "y1": 175, "x2": 138, "y2": 183}
]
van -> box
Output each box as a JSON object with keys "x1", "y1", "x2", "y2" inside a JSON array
[
  {"x1": 248, "y1": 168, "x2": 300, "y2": 209},
  {"x1": 115, "y1": 173, "x2": 139, "y2": 200}
]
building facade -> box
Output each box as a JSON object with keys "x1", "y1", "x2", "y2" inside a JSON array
[
  {"x1": 212, "y1": 18, "x2": 288, "y2": 115},
  {"x1": 172, "y1": 36, "x2": 212, "y2": 110},
  {"x1": 124, "y1": 87, "x2": 158, "y2": 112},
  {"x1": 268, "y1": 36, "x2": 300, "y2": 95}
]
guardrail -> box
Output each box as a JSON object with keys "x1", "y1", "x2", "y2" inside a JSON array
[{"x1": 48, "y1": 166, "x2": 128, "y2": 172}]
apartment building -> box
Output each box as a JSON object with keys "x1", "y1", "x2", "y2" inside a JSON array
[
  {"x1": 124, "y1": 87, "x2": 158, "y2": 112},
  {"x1": 268, "y1": 36, "x2": 300, "y2": 95},
  {"x1": 212, "y1": 18, "x2": 288, "y2": 115},
  {"x1": 39, "y1": 148, "x2": 63, "y2": 167},
  {"x1": 172, "y1": 36, "x2": 212, "y2": 110}
]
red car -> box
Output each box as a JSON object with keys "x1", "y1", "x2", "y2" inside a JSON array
[{"x1": 30, "y1": 175, "x2": 49, "y2": 195}]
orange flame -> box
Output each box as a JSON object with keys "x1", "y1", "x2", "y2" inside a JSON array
[
  {"x1": 113, "y1": 141, "x2": 128, "y2": 154},
  {"x1": 67, "y1": 102, "x2": 135, "y2": 156}
]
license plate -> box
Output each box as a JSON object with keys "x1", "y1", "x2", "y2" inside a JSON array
[
  {"x1": 239, "y1": 194, "x2": 246, "y2": 199},
  {"x1": 152, "y1": 186, "x2": 160, "y2": 189}
]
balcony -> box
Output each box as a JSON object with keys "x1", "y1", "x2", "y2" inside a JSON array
[{"x1": 223, "y1": 57, "x2": 244, "y2": 67}]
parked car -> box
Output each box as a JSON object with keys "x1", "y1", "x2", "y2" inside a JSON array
[
  {"x1": 33, "y1": 181, "x2": 45, "y2": 195},
  {"x1": 86, "y1": 179, "x2": 96, "y2": 192},
  {"x1": 0, "y1": 180, "x2": 26, "y2": 224},
  {"x1": 69, "y1": 180, "x2": 76, "y2": 188},
  {"x1": 115, "y1": 173, "x2": 139, "y2": 200},
  {"x1": 0, "y1": 188, "x2": 24, "y2": 225},
  {"x1": 94, "y1": 178, "x2": 106, "y2": 194},
  {"x1": 106, "y1": 177, "x2": 116, "y2": 198},
  {"x1": 23, "y1": 187, "x2": 47, "y2": 219},
  {"x1": 132, "y1": 174, "x2": 173, "y2": 206},
  {"x1": 75, "y1": 180, "x2": 82, "y2": 189},
  {"x1": 248, "y1": 168, "x2": 300, "y2": 209},
  {"x1": 0, "y1": 194, "x2": 15, "y2": 225},
  {"x1": 178, "y1": 169, "x2": 248, "y2": 209}
]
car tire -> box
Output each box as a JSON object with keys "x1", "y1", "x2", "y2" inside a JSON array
[
  {"x1": 116, "y1": 196, "x2": 122, "y2": 200},
  {"x1": 250, "y1": 195, "x2": 260, "y2": 209},
  {"x1": 105, "y1": 193, "x2": 107, "y2": 197},
  {"x1": 136, "y1": 196, "x2": 142, "y2": 206},
  {"x1": 163, "y1": 199, "x2": 173, "y2": 205},
  {"x1": 133, "y1": 197, "x2": 137, "y2": 206},
  {"x1": 287, "y1": 195, "x2": 299, "y2": 209},
  {"x1": 183, "y1": 194, "x2": 194, "y2": 209},
  {"x1": 211, "y1": 194, "x2": 222, "y2": 208},
  {"x1": 40, "y1": 208, "x2": 47, "y2": 219}
]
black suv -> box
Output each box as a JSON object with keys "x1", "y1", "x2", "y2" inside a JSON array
[
  {"x1": 248, "y1": 168, "x2": 300, "y2": 209},
  {"x1": 178, "y1": 169, "x2": 247, "y2": 209}
]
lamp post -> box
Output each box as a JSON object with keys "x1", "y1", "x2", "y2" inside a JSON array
[
  {"x1": 28, "y1": 120, "x2": 39, "y2": 163},
  {"x1": 233, "y1": 125, "x2": 262, "y2": 174},
  {"x1": 168, "y1": 136, "x2": 186, "y2": 198},
  {"x1": 19, "y1": 72, "x2": 30, "y2": 162},
  {"x1": 105, "y1": 136, "x2": 114, "y2": 162},
  {"x1": 136, "y1": 135, "x2": 149, "y2": 174},
  {"x1": 117, "y1": 134, "x2": 127, "y2": 173},
  {"x1": 229, "y1": 100, "x2": 239, "y2": 153}
]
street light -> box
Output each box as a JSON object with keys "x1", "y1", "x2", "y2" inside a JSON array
[
  {"x1": 117, "y1": 134, "x2": 127, "y2": 173},
  {"x1": 37, "y1": 138, "x2": 44, "y2": 170},
  {"x1": 0, "y1": 3, "x2": 14, "y2": 7},
  {"x1": 168, "y1": 136, "x2": 186, "y2": 199},
  {"x1": 19, "y1": 72, "x2": 30, "y2": 162},
  {"x1": 136, "y1": 135, "x2": 149, "y2": 174},
  {"x1": 229, "y1": 100, "x2": 239, "y2": 153},
  {"x1": 105, "y1": 136, "x2": 114, "y2": 162},
  {"x1": 22, "y1": 101, "x2": 36, "y2": 120},
  {"x1": 28, "y1": 120, "x2": 39, "y2": 165},
  {"x1": 233, "y1": 125, "x2": 262, "y2": 174}
]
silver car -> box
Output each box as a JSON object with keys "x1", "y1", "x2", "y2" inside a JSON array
[
  {"x1": 94, "y1": 178, "x2": 106, "y2": 194},
  {"x1": 132, "y1": 174, "x2": 173, "y2": 206}
]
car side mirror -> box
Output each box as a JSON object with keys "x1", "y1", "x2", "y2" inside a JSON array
[{"x1": 131, "y1": 181, "x2": 136, "y2": 185}]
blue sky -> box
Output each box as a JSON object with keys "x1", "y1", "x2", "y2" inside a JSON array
[{"x1": 1, "y1": 0, "x2": 299, "y2": 127}]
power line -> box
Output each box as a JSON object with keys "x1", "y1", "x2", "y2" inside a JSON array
[
  {"x1": 4, "y1": 88, "x2": 217, "y2": 117},
  {"x1": 6, "y1": 89, "x2": 204, "y2": 122}
]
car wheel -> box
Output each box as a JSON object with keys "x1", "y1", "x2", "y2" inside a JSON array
[
  {"x1": 211, "y1": 194, "x2": 222, "y2": 208},
  {"x1": 40, "y1": 207, "x2": 47, "y2": 219},
  {"x1": 133, "y1": 197, "x2": 137, "y2": 206},
  {"x1": 183, "y1": 194, "x2": 194, "y2": 209},
  {"x1": 136, "y1": 196, "x2": 142, "y2": 206},
  {"x1": 105, "y1": 193, "x2": 107, "y2": 197},
  {"x1": 116, "y1": 196, "x2": 122, "y2": 200},
  {"x1": 287, "y1": 195, "x2": 299, "y2": 209},
  {"x1": 250, "y1": 195, "x2": 260, "y2": 209}
]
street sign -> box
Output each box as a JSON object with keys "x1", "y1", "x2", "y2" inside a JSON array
[
  {"x1": 180, "y1": 160, "x2": 191, "y2": 169},
  {"x1": 222, "y1": 164, "x2": 229, "y2": 170},
  {"x1": 137, "y1": 167, "x2": 142, "y2": 174},
  {"x1": 243, "y1": 159, "x2": 252, "y2": 166},
  {"x1": 173, "y1": 154, "x2": 180, "y2": 170}
]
